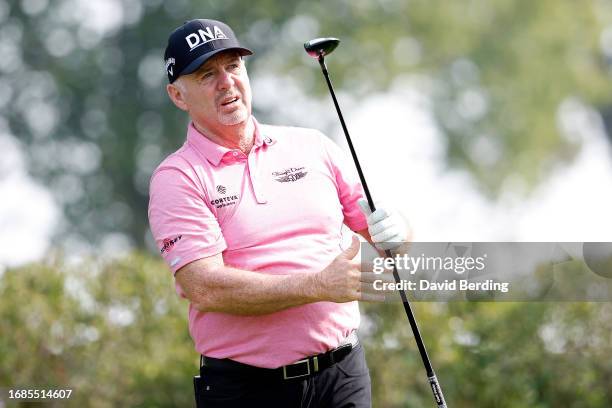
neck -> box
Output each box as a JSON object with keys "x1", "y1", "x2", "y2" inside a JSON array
[{"x1": 193, "y1": 117, "x2": 255, "y2": 154}]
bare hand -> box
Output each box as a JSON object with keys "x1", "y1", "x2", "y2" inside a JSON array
[{"x1": 315, "y1": 235, "x2": 386, "y2": 302}]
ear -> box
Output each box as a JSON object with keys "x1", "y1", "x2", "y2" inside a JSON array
[{"x1": 166, "y1": 83, "x2": 189, "y2": 112}]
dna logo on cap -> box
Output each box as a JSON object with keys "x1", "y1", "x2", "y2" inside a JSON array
[{"x1": 185, "y1": 25, "x2": 229, "y2": 51}]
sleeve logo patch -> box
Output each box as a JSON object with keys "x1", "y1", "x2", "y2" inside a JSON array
[{"x1": 160, "y1": 235, "x2": 183, "y2": 254}]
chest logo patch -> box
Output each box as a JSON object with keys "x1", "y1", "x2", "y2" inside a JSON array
[
  {"x1": 272, "y1": 167, "x2": 308, "y2": 183},
  {"x1": 211, "y1": 185, "x2": 239, "y2": 208}
]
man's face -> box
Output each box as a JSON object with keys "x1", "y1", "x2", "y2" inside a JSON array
[{"x1": 171, "y1": 51, "x2": 252, "y2": 130}]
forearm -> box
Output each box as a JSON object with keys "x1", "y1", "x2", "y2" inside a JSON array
[
  {"x1": 177, "y1": 235, "x2": 375, "y2": 315},
  {"x1": 181, "y1": 265, "x2": 322, "y2": 316}
]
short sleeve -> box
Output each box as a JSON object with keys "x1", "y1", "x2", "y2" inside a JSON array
[
  {"x1": 320, "y1": 134, "x2": 368, "y2": 232},
  {"x1": 148, "y1": 167, "x2": 227, "y2": 274}
]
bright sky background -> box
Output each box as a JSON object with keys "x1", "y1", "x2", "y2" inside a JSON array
[
  {"x1": 345, "y1": 84, "x2": 612, "y2": 243},
  {"x1": 0, "y1": 130, "x2": 59, "y2": 269}
]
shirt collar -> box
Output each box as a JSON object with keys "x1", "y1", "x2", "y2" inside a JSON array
[
  {"x1": 186, "y1": 117, "x2": 275, "y2": 166},
  {"x1": 252, "y1": 118, "x2": 276, "y2": 148}
]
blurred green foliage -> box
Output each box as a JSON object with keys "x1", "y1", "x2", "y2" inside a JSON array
[
  {"x1": 1, "y1": 255, "x2": 611, "y2": 407},
  {"x1": 3, "y1": 0, "x2": 612, "y2": 247},
  {"x1": 0, "y1": 254, "x2": 194, "y2": 407}
]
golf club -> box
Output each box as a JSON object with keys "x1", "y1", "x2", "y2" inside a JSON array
[{"x1": 304, "y1": 37, "x2": 448, "y2": 408}]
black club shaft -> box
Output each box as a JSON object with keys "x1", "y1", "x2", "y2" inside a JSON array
[{"x1": 315, "y1": 53, "x2": 448, "y2": 408}]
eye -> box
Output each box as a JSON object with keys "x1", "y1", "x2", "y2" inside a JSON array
[{"x1": 202, "y1": 71, "x2": 214, "y2": 79}]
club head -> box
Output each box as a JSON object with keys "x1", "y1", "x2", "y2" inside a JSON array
[{"x1": 304, "y1": 38, "x2": 340, "y2": 59}]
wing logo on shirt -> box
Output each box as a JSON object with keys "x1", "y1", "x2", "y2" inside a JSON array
[{"x1": 272, "y1": 167, "x2": 308, "y2": 183}]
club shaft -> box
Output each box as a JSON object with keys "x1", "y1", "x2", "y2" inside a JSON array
[
  {"x1": 317, "y1": 55, "x2": 448, "y2": 408},
  {"x1": 390, "y1": 258, "x2": 447, "y2": 407},
  {"x1": 317, "y1": 57, "x2": 376, "y2": 211}
]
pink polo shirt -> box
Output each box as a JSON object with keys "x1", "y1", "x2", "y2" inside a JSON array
[{"x1": 148, "y1": 117, "x2": 368, "y2": 368}]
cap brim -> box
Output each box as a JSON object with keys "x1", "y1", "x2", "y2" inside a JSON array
[{"x1": 178, "y1": 47, "x2": 253, "y2": 78}]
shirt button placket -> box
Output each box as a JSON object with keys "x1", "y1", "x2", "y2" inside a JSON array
[{"x1": 248, "y1": 150, "x2": 267, "y2": 204}]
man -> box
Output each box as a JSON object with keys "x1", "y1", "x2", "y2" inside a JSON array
[{"x1": 148, "y1": 19, "x2": 409, "y2": 407}]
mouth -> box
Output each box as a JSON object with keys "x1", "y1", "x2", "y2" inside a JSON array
[{"x1": 220, "y1": 96, "x2": 240, "y2": 106}]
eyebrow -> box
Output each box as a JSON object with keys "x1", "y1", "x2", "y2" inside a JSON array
[{"x1": 195, "y1": 55, "x2": 242, "y2": 75}]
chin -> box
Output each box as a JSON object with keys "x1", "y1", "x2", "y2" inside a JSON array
[{"x1": 219, "y1": 110, "x2": 249, "y2": 126}]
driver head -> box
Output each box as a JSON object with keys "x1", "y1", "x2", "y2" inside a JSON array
[{"x1": 304, "y1": 38, "x2": 340, "y2": 58}]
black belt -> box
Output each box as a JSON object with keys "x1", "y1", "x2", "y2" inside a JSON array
[{"x1": 200, "y1": 331, "x2": 359, "y2": 381}]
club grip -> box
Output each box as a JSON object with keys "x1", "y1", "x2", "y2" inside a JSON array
[{"x1": 428, "y1": 374, "x2": 448, "y2": 407}]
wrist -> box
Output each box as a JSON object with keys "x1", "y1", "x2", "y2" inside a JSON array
[{"x1": 304, "y1": 271, "x2": 324, "y2": 302}]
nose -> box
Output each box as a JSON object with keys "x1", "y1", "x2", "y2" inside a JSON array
[{"x1": 217, "y1": 68, "x2": 234, "y2": 90}]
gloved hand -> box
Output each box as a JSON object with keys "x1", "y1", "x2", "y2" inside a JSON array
[{"x1": 358, "y1": 198, "x2": 409, "y2": 251}]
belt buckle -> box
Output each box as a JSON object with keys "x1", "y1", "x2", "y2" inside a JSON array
[{"x1": 282, "y1": 359, "x2": 310, "y2": 380}]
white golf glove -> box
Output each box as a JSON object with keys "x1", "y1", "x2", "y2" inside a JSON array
[{"x1": 358, "y1": 199, "x2": 409, "y2": 251}]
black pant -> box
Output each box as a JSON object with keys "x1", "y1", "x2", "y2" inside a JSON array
[{"x1": 196, "y1": 344, "x2": 371, "y2": 408}]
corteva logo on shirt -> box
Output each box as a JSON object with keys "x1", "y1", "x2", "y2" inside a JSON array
[
  {"x1": 211, "y1": 195, "x2": 239, "y2": 208},
  {"x1": 211, "y1": 185, "x2": 239, "y2": 209},
  {"x1": 185, "y1": 26, "x2": 228, "y2": 51}
]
